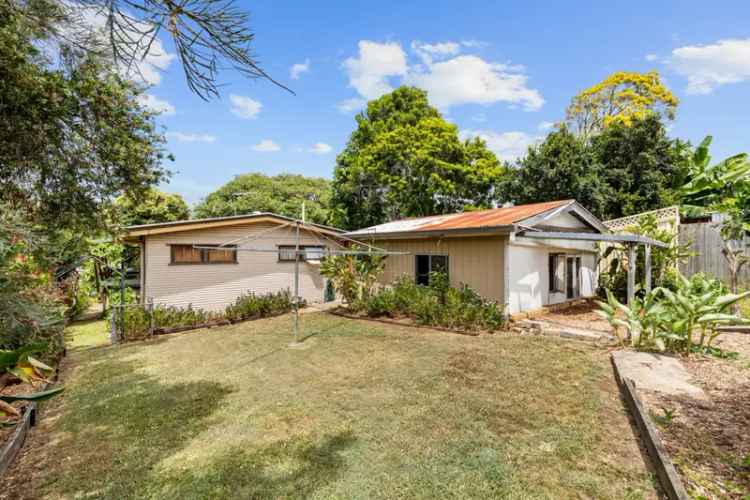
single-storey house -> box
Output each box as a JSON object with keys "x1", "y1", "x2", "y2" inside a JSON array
[
  {"x1": 346, "y1": 200, "x2": 611, "y2": 315},
  {"x1": 124, "y1": 213, "x2": 344, "y2": 312}
]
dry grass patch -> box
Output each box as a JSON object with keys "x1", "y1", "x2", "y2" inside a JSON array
[{"x1": 4, "y1": 313, "x2": 658, "y2": 499}]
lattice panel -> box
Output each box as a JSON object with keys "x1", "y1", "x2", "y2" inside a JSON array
[{"x1": 604, "y1": 206, "x2": 680, "y2": 234}]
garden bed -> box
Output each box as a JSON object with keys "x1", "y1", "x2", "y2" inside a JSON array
[
  {"x1": 0, "y1": 377, "x2": 57, "y2": 478},
  {"x1": 328, "y1": 307, "x2": 485, "y2": 336},
  {"x1": 637, "y1": 332, "x2": 750, "y2": 498}
]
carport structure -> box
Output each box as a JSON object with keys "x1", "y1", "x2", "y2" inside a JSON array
[{"x1": 519, "y1": 230, "x2": 670, "y2": 305}]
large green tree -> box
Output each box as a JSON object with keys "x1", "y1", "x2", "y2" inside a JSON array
[
  {"x1": 194, "y1": 173, "x2": 332, "y2": 225},
  {"x1": 331, "y1": 86, "x2": 504, "y2": 230},
  {"x1": 500, "y1": 116, "x2": 686, "y2": 220},
  {"x1": 591, "y1": 115, "x2": 687, "y2": 218},
  {"x1": 498, "y1": 126, "x2": 610, "y2": 217},
  {"x1": 0, "y1": 3, "x2": 169, "y2": 234},
  {"x1": 114, "y1": 189, "x2": 190, "y2": 226}
]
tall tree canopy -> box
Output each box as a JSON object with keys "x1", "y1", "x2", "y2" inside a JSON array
[
  {"x1": 115, "y1": 189, "x2": 190, "y2": 227},
  {"x1": 331, "y1": 86, "x2": 504, "y2": 230},
  {"x1": 501, "y1": 116, "x2": 686, "y2": 220},
  {"x1": 0, "y1": 2, "x2": 169, "y2": 233},
  {"x1": 566, "y1": 71, "x2": 678, "y2": 139},
  {"x1": 194, "y1": 173, "x2": 332, "y2": 225}
]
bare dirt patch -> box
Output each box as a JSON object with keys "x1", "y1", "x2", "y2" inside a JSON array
[
  {"x1": 639, "y1": 332, "x2": 750, "y2": 498},
  {"x1": 528, "y1": 300, "x2": 615, "y2": 334}
]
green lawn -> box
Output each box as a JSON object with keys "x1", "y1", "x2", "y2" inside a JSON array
[
  {"x1": 64, "y1": 318, "x2": 110, "y2": 350},
  {"x1": 10, "y1": 313, "x2": 658, "y2": 499}
]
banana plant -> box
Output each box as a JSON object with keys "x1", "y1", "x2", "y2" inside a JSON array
[
  {"x1": 598, "y1": 272, "x2": 750, "y2": 356},
  {"x1": 679, "y1": 136, "x2": 750, "y2": 211},
  {"x1": 0, "y1": 343, "x2": 54, "y2": 383},
  {"x1": 0, "y1": 344, "x2": 63, "y2": 422},
  {"x1": 0, "y1": 387, "x2": 63, "y2": 420}
]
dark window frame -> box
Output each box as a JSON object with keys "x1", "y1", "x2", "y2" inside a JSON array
[
  {"x1": 169, "y1": 244, "x2": 238, "y2": 265},
  {"x1": 414, "y1": 254, "x2": 450, "y2": 286},
  {"x1": 548, "y1": 253, "x2": 564, "y2": 293},
  {"x1": 277, "y1": 245, "x2": 326, "y2": 262}
]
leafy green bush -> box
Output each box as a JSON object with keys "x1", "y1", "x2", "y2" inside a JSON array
[
  {"x1": 225, "y1": 290, "x2": 294, "y2": 322},
  {"x1": 362, "y1": 274, "x2": 506, "y2": 332},
  {"x1": 118, "y1": 290, "x2": 296, "y2": 341},
  {"x1": 320, "y1": 249, "x2": 385, "y2": 307},
  {"x1": 597, "y1": 272, "x2": 749, "y2": 356}
]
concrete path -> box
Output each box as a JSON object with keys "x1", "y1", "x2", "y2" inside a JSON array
[
  {"x1": 516, "y1": 319, "x2": 615, "y2": 343},
  {"x1": 611, "y1": 351, "x2": 706, "y2": 399}
]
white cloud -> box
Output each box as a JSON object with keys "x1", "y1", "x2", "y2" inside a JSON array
[
  {"x1": 290, "y1": 59, "x2": 310, "y2": 80},
  {"x1": 472, "y1": 113, "x2": 487, "y2": 123},
  {"x1": 644, "y1": 53, "x2": 658, "y2": 62},
  {"x1": 137, "y1": 94, "x2": 175, "y2": 116},
  {"x1": 166, "y1": 132, "x2": 216, "y2": 143},
  {"x1": 341, "y1": 40, "x2": 544, "y2": 112},
  {"x1": 404, "y1": 55, "x2": 544, "y2": 110},
  {"x1": 308, "y1": 142, "x2": 332, "y2": 154},
  {"x1": 537, "y1": 121, "x2": 555, "y2": 131},
  {"x1": 251, "y1": 139, "x2": 281, "y2": 152},
  {"x1": 343, "y1": 40, "x2": 408, "y2": 99},
  {"x1": 336, "y1": 97, "x2": 367, "y2": 114},
  {"x1": 411, "y1": 40, "x2": 461, "y2": 64},
  {"x1": 123, "y1": 38, "x2": 174, "y2": 86},
  {"x1": 460, "y1": 129, "x2": 540, "y2": 161},
  {"x1": 230, "y1": 94, "x2": 262, "y2": 119},
  {"x1": 670, "y1": 38, "x2": 750, "y2": 94},
  {"x1": 461, "y1": 40, "x2": 489, "y2": 49}
]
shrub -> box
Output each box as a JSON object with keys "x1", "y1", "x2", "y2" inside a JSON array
[
  {"x1": 117, "y1": 290, "x2": 294, "y2": 341},
  {"x1": 225, "y1": 290, "x2": 294, "y2": 322},
  {"x1": 597, "y1": 272, "x2": 750, "y2": 356},
  {"x1": 320, "y1": 249, "x2": 386, "y2": 306},
  {"x1": 361, "y1": 274, "x2": 506, "y2": 332}
]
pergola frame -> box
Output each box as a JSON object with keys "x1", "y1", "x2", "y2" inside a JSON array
[{"x1": 519, "y1": 230, "x2": 669, "y2": 306}]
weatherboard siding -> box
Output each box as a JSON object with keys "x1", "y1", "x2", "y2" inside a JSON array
[
  {"x1": 143, "y1": 222, "x2": 330, "y2": 312},
  {"x1": 376, "y1": 236, "x2": 507, "y2": 304}
]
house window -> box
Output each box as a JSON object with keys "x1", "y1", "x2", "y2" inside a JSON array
[
  {"x1": 415, "y1": 254, "x2": 449, "y2": 286},
  {"x1": 170, "y1": 244, "x2": 237, "y2": 265},
  {"x1": 278, "y1": 245, "x2": 326, "y2": 262},
  {"x1": 548, "y1": 253, "x2": 565, "y2": 292}
]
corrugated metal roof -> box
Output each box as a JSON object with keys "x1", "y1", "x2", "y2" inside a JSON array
[{"x1": 347, "y1": 200, "x2": 573, "y2": 236}]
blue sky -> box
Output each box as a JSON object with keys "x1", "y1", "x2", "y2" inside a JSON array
[{"x1": 135, "y1": 0, "x2": 750, "y2": 205}]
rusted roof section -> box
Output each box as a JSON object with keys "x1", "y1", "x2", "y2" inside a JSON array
[
  {"x1": 416, "y1": 200, "x2": 572, "y2": 231},
  {"x1": 347, "y1": 200, "x2": 573, "y2": 236}
]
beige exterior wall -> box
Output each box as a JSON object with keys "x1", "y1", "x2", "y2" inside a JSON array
[
  {"x1": 142, "y1": 222, "x2": 331, "y2": 312},
  {"x1": 375, "y1": 235, "x2": 507, "y2": 304}
]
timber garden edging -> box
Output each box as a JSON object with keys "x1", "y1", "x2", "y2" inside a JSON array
[{"x1": 610, "y1": 353, "x2": 689, "y2": 500}]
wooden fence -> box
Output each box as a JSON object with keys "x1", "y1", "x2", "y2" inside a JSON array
[{"x1": 678, "y1": 221, "x2": 750, "y2": 286}]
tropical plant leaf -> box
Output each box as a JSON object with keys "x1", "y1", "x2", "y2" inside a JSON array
[
  {"x1": 26, "y1": 356, "x2": 53, "y2": 373},
  {"x1": 0, "y1": 399, "x2": 20, "y2": 417},
  {"x1": 714, "y1": 291, "x2": 750, "y2": 309},
  {"x1": 0, "y1": 387, "x2": 64, "y2": 403}
]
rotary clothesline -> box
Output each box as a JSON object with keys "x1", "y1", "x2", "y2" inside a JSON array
[{"x1": 193, "y1": 218, "x2": 407, "y2": 346}]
